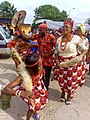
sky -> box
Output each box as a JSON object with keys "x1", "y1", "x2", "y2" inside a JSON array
[{"x1": 0, "y1": 0, "x2": 90, "y2": 24}]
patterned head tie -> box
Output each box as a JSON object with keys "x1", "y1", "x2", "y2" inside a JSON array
[{"x1": 64, "y1": 18, "x2": 74, "y2": 28}]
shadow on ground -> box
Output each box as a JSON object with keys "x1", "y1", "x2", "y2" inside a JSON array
[
  {"x1": 0, "y1": 97, "x2": 28, "y2": 120},
  {"x1": 84, "y1": 75, "x2": 90, "y2": 88},
  {"x1": 48, "y1": 88, "x2": 61, "y2": 103},
  {"x1": 0, "y1": 54, "x2": 11, "y2": 59}
]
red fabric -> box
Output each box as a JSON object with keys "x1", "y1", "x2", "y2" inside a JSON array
[
  {"x1": 14, "y1": 31, "x2": 20, "y2": 36},
  {"x1": 37, "y1": 34, "x2": 56, "y2": 66},
  {"x1": 64, "y1": 18, "x2": 74, "y2": 27},
  {"x1": 9, "y1": 39, "x2": 18, "y2": 49},
  {"x1": 52, "y1": 55, "x2": 87, "y2": 98},
  {"x1": 38, "y1": 23, "x2": 48, "y2": 29},
  {"x1": 17, "y1": 74, "x2": 48, "y2": 112},
  {"x1": 33, "y1": 34, "x2": 56, "y2": 66}
]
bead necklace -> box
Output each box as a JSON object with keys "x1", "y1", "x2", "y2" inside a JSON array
[{"x1": 60, "y1": 34, "x2": 73, "y2": 51}]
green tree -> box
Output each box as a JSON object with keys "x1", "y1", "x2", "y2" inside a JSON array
[
  {"x1": 60, "y1": 10, "x2": 68, "y2": 21},
  {"x1": 0, "y1": 1, "x2": 17, "y2": 18},
  {"x1": 34, "y1": 4, "x2": 68, "y2": 22}
]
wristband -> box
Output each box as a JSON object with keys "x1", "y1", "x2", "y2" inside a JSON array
[
  {"x1": 18, "y1": 91, "x2": 22, "y2": 97},
  {"x1": 15, "y1": 90, "x2": 20, "y2": 96},
  {"x1": 15, "y1": 90, "x2": 22, "y2": 97}
]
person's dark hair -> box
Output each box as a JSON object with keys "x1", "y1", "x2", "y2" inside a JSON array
[
  {"x1": 16, "y1": 35, "x2": 27, "y2": 41},
  {"x1": 25, "y1": 53, "x2": 39, "y2": 76},
  {"x1": 77, "y1": 27, "x2": 81, "y2": 31},
  {"x1": 17, "y1": 35, "x2": 23, "y2": 39}
]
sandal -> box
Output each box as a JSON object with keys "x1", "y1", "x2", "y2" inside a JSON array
[
  {"x1": 32, "y1": 113, "x2": 40, "y2": 120},
  {"x1": 65, "y1": 94, "x2": 71, "y2": 105},
  {"x1": 60, "y1": 97, "x2": 65, "y2": 102},
  {"x1": 65, "y1": 100, "x2": 71, "y2": 105}
]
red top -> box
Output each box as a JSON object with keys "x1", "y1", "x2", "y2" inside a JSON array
[{"x1": 34, "y1": 34, "x2": 56, "y2": 66}]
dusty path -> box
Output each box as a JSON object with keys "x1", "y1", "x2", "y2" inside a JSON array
[{"x1": 0, "y1": 55, "x2": 90, "y2": 120}]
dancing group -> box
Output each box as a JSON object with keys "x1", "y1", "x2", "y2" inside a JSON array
[{"x1": 2, "y1": 18, "x2": 89, "y2": 120}]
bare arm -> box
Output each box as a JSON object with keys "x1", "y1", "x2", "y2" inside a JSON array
[
  {"x1": 2, "y1": 76, "x2": 22, "y2": 96},
  {"x1": 81, "y1": 50, "x2": 88, "y2": 56},
  {"x1": 2, "y1": 76, "x2": 34, "y2": 100},
  {"x1": 17, "y1": 26, "x2": 36, "y2": 41}
]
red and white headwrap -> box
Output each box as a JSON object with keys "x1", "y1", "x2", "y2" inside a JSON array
[{"x1": 64, "y1": 18, "x2": 74, "y2": 28}]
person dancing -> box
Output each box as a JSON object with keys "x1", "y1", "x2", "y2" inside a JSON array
[
  {"x1": 17, "y1": 23, "x2": 56, "y2": 90},
  {"x1": 2, "y1": 52, "x2": 48, "y2": 120}
]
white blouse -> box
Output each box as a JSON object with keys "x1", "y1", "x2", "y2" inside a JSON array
[{"x1": 55, "y1": 35, "x2": 88, "y2": 57}]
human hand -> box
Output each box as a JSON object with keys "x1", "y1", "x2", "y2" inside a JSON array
[
  {"x1": 12, "y1": 55, "x2": 21, "y2": 65},
  {"x1": 16, "y1": 25, "x2": 22, "y2": 32},
  {"x1": 20, "y1": 90, "x2": 35, "y2": 107},
  {"x1": 20, "y1": 90, "x2": 34, "y2": 100}
]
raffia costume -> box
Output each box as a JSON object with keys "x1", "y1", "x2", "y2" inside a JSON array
[{"x1": 10, "y1": 39, "x2": 48, "y2": 112}]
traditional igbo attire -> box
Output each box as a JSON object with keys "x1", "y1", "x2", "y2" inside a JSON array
[
  {"x1": 18, "y1": 73, "x2": 48, "y2": 112},
  {"x1": 33, "y1": 33, "x2": 56, "y2": 90},
  {"x1": 10, "y1": 38, "x2": 31, "y2": 62},
  {"x1": 10, "y1": 39, "x2": 48, "y2": 112},
  {"x1": 53, "y1": 35, "x2": 88, "y2": 98}
]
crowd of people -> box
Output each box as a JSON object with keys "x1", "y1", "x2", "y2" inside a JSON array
[{"x1": 1, "y1": 18, "x2": 90, "y2": 120}]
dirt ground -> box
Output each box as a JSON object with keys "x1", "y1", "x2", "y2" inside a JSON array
[{"x1": 0, "y1": 55, "x2": 90, "y2": 120}]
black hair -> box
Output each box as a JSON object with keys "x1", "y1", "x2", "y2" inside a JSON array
[
  {"x1": 16, "y1": 35, "x2": 27, "y2": 41},
  {"x1": 25, "y1": 53, "x2": 39, "y2": 76},
  {"x1": 16, "y1": 35, "x2": 24, "y2": 39}
]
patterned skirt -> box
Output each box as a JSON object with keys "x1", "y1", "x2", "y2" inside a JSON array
[
  {"x1": 52, "y1": 55, "x2": 87, "y2": 97},
  {"x1": 18, "y1": 75, "x2": 48, "y2": 112}
]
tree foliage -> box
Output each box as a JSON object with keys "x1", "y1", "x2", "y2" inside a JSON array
[
  {"x1": 0, "y1": 1, "x2": 17, "y2": 18},
  {"x1": 34, "y1": 4, "x2": 68, "y2": 22}
]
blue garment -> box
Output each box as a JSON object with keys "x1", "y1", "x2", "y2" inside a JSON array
[{"x1": 26, "y1": 40, "x2": 39, "y2": 53}]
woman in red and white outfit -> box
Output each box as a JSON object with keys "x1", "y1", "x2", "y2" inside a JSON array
[
  {"x1": 2, "y1": 53, "x2": 48, "y2": 120},
  {"x1": 53, "y1": 18, "x2": 88, "y2": 105}
]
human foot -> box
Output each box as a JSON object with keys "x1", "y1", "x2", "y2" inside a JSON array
[
  {"x1": 32, "y1": 112, "x2": 40, "y2": 120},
  {"x1": 60, "y1": 92, "x2": 65, "y2": 102},
  {"x1": 65, "y1": 94, "x2": 71, "y2": 105}
]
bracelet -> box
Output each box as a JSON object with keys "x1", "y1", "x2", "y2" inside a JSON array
[
  {"x1": 18, "y1": 91, "x2": 22, "y2": 97},
  {"x1": 15, "y1": 90, "x2": 20, "y2": 96},
  {"x1": 15, "y1": 90, "x2": 22, "y2": 97}
]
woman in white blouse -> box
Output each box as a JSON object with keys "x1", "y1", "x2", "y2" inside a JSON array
[
  {"x1": 53, "y1": 18, "x2": 88, "y2": 105},
  {"x1": 75, "y1": 23, "x2": 89, "y2": 51},
  {"x1": 75, "y1": 23, "x2": 89, "y2": 75}
]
